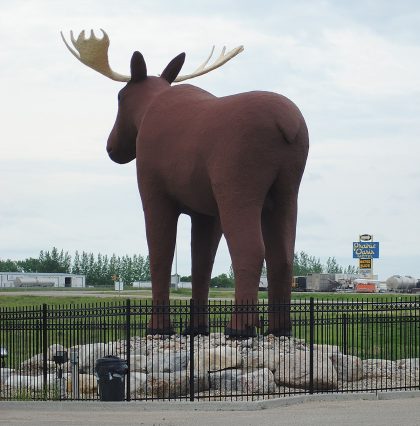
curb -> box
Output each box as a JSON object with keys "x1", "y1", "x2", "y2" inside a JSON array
[{"x1": 1, "y1": 390, "x2": 420, "y2": 412}]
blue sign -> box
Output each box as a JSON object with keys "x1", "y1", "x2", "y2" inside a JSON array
[{"x1": 353, "y1": 242, "x2": 379, "y2": 259}]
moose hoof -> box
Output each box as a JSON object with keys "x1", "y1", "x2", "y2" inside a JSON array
[
  {"x1": 181, "y1": 325, "x2": 209, "y2": 336},
  {"x1": 224, "y1": 326, "x2": 257, "y2": 339},
  {"x1": 266, "y1": 329, "x2": 293, "y2": 337},
  {"x1": 146, "y1": 326, "x2": 176, "y2": 337}
]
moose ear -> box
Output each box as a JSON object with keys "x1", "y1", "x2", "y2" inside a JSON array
[
  {"x1": 160, "y1": 53, "x2": 186, "y2": 84},
  {"x1": 130, "y1": 51, "x2": 147, "y2": 82}
]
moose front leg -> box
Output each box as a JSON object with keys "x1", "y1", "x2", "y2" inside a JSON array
[
  {"x1": 183, "y1": 213, "x2": 222, "y2": 336},
  {"x1": 144, "y1": 200, "x2": 179, "y2": 336}
]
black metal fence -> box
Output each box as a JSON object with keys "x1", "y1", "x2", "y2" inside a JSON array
[{"x1": 1, "y1": 298, "x2": 419, "y2": 401}]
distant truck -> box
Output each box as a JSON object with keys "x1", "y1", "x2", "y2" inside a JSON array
[
  {"x1": 386, "y1": 275, "x2": 417, "y2": 293},
  {"x1": 306, "y1": 273, "x2": 337, "y2": 292},
  {"x1": 292, "y1": 276, "x2": 307, "y2": 291},
  {"x1": 354, "y1": 279, "x2": 379, "y2": 293}
]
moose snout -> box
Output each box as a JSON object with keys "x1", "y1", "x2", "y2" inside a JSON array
[{"x1": 106, "y1": 136, "x2": 136, "y2": 164}]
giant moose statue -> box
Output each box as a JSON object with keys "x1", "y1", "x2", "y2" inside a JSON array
[{"x1": 61, "y1": 29, "x2": 309, "y2": 337}]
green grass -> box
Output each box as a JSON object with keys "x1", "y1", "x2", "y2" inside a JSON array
[
  {"x1": 1, "y1": 288, "x2": 419, "y2": 309},
  {"x1": 1, "y1": 290, "x2": 419, "y2": 367}
]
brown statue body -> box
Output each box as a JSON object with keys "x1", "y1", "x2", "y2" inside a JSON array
[{"x1": 62, "y1": 32, "x2": 309, "y2": 337}]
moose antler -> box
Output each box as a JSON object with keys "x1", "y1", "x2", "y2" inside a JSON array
[
  {"x1": 174, "y1": 45, "x2": 244, "y2": 82},
  {"x1": 61, "y1": 29, "x2": 244, "y2": 83},
  {"x1": 60, "y1": 29, "x2": 130, "y2": 82}
]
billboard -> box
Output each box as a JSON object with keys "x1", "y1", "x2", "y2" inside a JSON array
[
  {"x1": 353, "y1": 242, "x2": 379, "y2": 259},
  {"x1": 359, "y1": 258, "x2": 372, "y2": 269}
]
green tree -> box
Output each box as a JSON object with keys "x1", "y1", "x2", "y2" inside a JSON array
[
  {"x1": 325, "y1": 257, "x2": 343, "y2": 273},
  {"x1": 210, "y1": 273, "x2": 234, "y2": 288},
  {"x1": 293, "y1": 251, "x2": 323, "y2": 276},
  {"x1": 16, "y1": 257, "x2": 40, "y2": 272},
  {"x1": 72, "y1": 251, "x2": 81, "y2": 274},
  {"x1": 0, "y1": 259, "x2": 19, "y2": 272}
]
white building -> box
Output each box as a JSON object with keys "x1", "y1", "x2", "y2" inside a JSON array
[{"x1": 0, "y1": 272, "x2": 86, "y2": 288}]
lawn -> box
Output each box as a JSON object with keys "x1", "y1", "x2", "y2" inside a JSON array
[{"x1": 0, "y1": 287, "x2": 418, "y2": 308}]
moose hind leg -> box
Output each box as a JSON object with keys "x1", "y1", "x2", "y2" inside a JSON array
[
  {"x1": 262, "y1": 186, "x2": 298, "y2": 337},
  {"x1": 218, "y1": 205, "x2": 265, "y2": 338},
  {"x1": 183, "y1": 213, "x2": 222, "y2": 336},
  {"x1": 144, "y1": 200, "x2": 179, "y2": 336}
]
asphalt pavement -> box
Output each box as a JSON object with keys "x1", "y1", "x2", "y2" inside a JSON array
[{"x1": 1, "y1": 392, "x2": 419, "y2": 426}]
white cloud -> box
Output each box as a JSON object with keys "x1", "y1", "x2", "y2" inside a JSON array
[
  {"x1": 1, "y1": 1, "x2": 420, "y2": 282},
  {"x1": 323, "y1": 28, "x2": 420, "y2": 96}
]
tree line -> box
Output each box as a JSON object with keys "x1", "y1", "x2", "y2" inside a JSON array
[
  {"x1": 183, "y1": 252, "x2": 358, "y2": 288},
  {"x1": 0, "y1": 247, "x2": 150, "y2": 287},
  {"x1": 1, "y1": 248, "x2": 357, "y2": 287}
]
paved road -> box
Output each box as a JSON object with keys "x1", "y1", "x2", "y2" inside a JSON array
[{"x1": 1, "y1": 393, "x2": 419, "y2": 426}]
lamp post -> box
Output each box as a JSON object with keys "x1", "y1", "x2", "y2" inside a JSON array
[
  {"x1": 53, "y1": 350, "x2": 68, "y2": 400},
  {"x1": 0, "y1": 347, "x2": 7, "y2": 368},
  {"x1": 0, "y1": 347, "x2": 8, "y2": 399}
]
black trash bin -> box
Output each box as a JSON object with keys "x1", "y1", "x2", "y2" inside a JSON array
[{"x1": 95, "y1": 355, "x2": 128, "y2": 401}]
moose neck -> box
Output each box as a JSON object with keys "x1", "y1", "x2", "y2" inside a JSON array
[{"x1": 131, "y1": 77, "x2": 171, "y2": 130}]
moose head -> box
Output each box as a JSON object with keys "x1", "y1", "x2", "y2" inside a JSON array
[
  {"x1": 61, "y1": 30, "x2": 243, "y2": 164},
  {"x1": 62, "y1": 29, "x2": 308, "y2": 338}
]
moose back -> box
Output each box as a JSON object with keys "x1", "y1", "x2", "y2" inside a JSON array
[{"x1": 62, "y1": 30, "x2": 309, "y2": 337}]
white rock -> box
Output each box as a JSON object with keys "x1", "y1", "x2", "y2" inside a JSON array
[
  {"x1": 147, "y1": 371, "x2": 189, "y2": 398},
  {"x1": 273, "y1": 349, "x2": 338, "y2": 390},
  {"x1": 313, "y1": 344, "x2": 341, "y2": 355},
  {"x1": 330, "y1": 354, "x2": 363, "y2": 382},
  {"x1": 77, "y1": 342, "x2": 119, "y2": 373},
  {"x1": 47, "y1": 344, "x2": 66, "y2": 361},
  {"x1": 209, "y1": 369, "x2": 243, "y2": 393},
  {"x1": 19, "y1": 354, "x2": 55, "y2": 375},
  {"x1": 362, "y1": 359, "x2": 397, "y2": 380},
  {"x1": 0, "y1": 368, "x2": 15, "y2": 382},
  {"x1": 129, "y1": 372, "x2": 148, "y2": 398},
  {"x1": 149, "y1": 351, "x2": 189, "y2": 373},
  {"x1": 129, "y1": 354, "x2": 147, "y2": 372},
  {"x1": 242, "y1": 368, "x2": 277, "y2": 395},
  {"x1": 5, "y1": 373, "x2": 56, "y2": 391},
  {"x1": 188, "y1": 347, "x2": 241, "y2": 374}
]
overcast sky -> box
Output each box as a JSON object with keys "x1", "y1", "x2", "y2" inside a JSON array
[{"x1": 1, "y1": 0, "x2": 419, "y2": 280}]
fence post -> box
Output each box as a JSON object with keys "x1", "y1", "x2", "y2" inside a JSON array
[
  {"x1": 126, "y1": 299, "x2": 131, "y2": 401},
  {"x1": 309, "y1": 297, "x2": 314, "y2": 395},
  {"x1": 70, "y1": 347, "x2": 79, "y2": 399},
  {"x1": 342, "y1": 314, "x2": 348, "y2": 355},
  {"x1": 189, "y1": 298, "x2": 195, "y2": 402},
  {"x1": 42, "y1": 304, "x2": 48, "y2": 399}
]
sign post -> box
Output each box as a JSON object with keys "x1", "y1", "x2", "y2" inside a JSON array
[{"x1": 353, "y1": 234, "x2": 379, "y2": 278}]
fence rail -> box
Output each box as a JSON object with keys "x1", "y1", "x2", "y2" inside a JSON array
[{"x1": 1, "y1": 297, "x2": 419, "y2": 401}]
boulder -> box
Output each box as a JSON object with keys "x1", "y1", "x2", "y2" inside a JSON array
[
  {"x1": 129, "y1": 354, "x2": 147, "y2": 372},
  {"x1": 66, "y1": 373, "x2": 96, "y2": 395},
  {"x1": 149, "y1": 350, "x2": 189, "y2": 373},
  {"x1": 188, "y1": 347, "x2": 241, "y2": 374},
  {"x1": 129, "y1": 372, "x2": 148, "y2": 398},
  {"x1": 273, "y1": 349, "x2": 338, "y2": 390},
  {"x1": 0, "y1": 368, "x2": 15, "y2": 382},
  {"x1": 362, "y1": 359, "x2": 397, "y2": 380},
  {"x1": 6, "y1": 373, "x2": 56, "y2": 391},
  {"x1": 397, "y1": 358, "x2": 419, "y2": 385},
  {"x1": 330, "y1": 353, "x2": 363, "y2": 382},
  {"x1": 242, "y1": 368, "x2": 277, "y2": 395},
  {"x1": 209, "y1": 369, "x2": 243, "y2": 393},
  {"x1": 147, "y1": 371, "x2": 189, "y2": 399},
  {"x1": 77, "y1": 342, "x2": 119, "y2": 373},
  {"x1": 19, "y1": 354, "x2": 55, "y2": 375},
  {"x1": 47, "y1": 344, "x2": 66, "y2": 361},
  {"x1": 313, "y1": 344, "x2": 341, "y2": 355}
]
